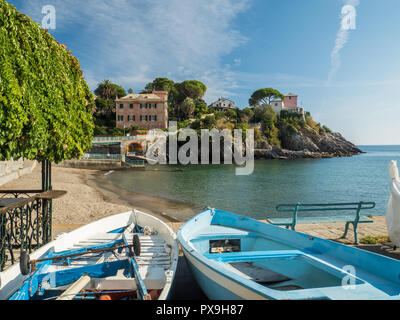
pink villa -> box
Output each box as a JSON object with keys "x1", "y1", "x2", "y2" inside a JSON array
[
  {"x1": 115, "y1": 91, "x2": 169, "y2": 130},
  {"x1": 271, "y1": 93, "x2": 304, "y2": 115}
]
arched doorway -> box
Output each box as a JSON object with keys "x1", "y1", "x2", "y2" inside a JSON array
[{"x1": 127, "y1": 142, "x2": 145, "y2": 157}]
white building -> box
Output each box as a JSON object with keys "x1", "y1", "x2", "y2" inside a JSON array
[
  {"x1": 270, "y1": 93, "x2": 304, "y2": 115},
  {"x1": 210, "y1": 98, "x2": 236, "y2": 110},
  {"x1": 271, "y1": 100, "x2": 284, "y2": 114}
]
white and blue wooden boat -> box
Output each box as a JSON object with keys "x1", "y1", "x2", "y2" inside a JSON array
[
  {"x1": 178, "y1": 209, "x2": 400, "y2": 300},
  {"x1": 0, "y1": 209, "x2": 178, "y2": 300}
]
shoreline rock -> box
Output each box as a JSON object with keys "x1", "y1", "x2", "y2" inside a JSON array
[{"x1": 254, "y1": 127, "x2": 363, "y2": 160}]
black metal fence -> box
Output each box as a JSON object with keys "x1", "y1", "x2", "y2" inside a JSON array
[
  {"x1": 0, "y1": 191, "x2": 55, "y2": 271},
  {"x1": 0, "y1": 160, "x2": 66, "y2": 271}
]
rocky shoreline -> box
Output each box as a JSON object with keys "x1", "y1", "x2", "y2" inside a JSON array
[{"x1": 254, "y1": 130, "x2": 363, "y2": 160}]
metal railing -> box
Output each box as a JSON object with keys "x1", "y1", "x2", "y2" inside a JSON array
[
  {"x1": 92, "y1": 131, "x2": 163, "y2": 142},
  {"x1": 93, "y1": 136, "x2": 139, "y2": 142},
  {"x1": 82, "y1": 153, "x2": 122, "y2": 160},
  {"x1": 125, "y1": 158, "x2": 145, "y2": 167},
  {"x1": 0, "y1": 190, "x2": 66, "y2": 271}
]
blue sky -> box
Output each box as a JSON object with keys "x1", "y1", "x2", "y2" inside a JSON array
[{"x1": 8, "y1": 0, "x2": 400, "y2": 145}]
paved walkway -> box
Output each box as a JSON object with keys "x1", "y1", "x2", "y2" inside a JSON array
[{"x1": 166, "y1": 216, "x2": 389, "y2": 245}]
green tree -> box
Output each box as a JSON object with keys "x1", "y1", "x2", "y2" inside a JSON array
[
  {"x1": 128, "y1": 88, "x2": 133, "y2": 94},
  {"x1": 249, "y1": 88, "x2": 284, "y2": 107},
  {"x1": 238, "y1": 107, "x2": 254, "y2": 124},
  {"x1": 254, "y1": 105, "x2": 277, "y2": 123},
  {"x1": 0, "y1": 0, "x2": 94, "y2": 162},
  {"x1": 194, "y1": 99, "x2": 208, "y2": 117},
  {"x1": 181, "y1": 97, "x2": 196, "y2": 118},
  {"x1": 144, "y1": 77, "x2": 178, "y2": 108},
  {"x1": 143, "y1": 78, "x2": 207, "y2": 121},
  {"x1": 94, "y1": 80, "x2": 126, "y2": 124},
  {"x1": 145, "y1": 78, "x2": 174, "y2": 91},
  {"x1": 175, "y1": 80, "x2": 207, "y2": 103},
  {"x1": 226, "y1": 109, "x2": 237, "y2": 120},
  {"x1": 94, "y1": 80, "x2": 126, "y2": 100},
  {"x1": 94, "y1": 80, "x2": 113, "y2": 100}
]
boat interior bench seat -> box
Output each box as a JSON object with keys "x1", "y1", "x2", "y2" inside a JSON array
[{"x1": 193, "y1": 225, "x2": 251, "y2": 239}]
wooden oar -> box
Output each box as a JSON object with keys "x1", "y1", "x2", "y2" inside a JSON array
[{"x1": 57, "y1": 275, "x2": 91, "y2": 300}]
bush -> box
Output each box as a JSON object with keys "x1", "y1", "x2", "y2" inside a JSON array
[
  {"x1": 213, "y1": 110, "x2": 225, "y2": 120},
  {"x1": 359, "y1": 235, "x2": 389, "y2": 245},
  {"x1": 110, "y1": 128, "x2": 125, "y2": 137},
  {"x1": 190, "y1": 120, "x2": 201, "y2": 130},
  {"x1": 225, "y1": 109, "x2": 237, "y2": 120},
  {"x1": 322, "y1": 125, "x2": 333, "y2": 133},
  {"x1": 305, "y1": 116, "x2": 320, "y2": 133},
  {"x1": 93, "y1": 126, "x2": 108, "y2": 136},
  {"x1": 202, "y1": 115, "x2": 217, "y2": 129},
  {"x1": 178, "y1": 120, "x2": 192, "y2": 129},
  {"x1": 129, "y1": 125, "x2": 147, "y2": 131}
]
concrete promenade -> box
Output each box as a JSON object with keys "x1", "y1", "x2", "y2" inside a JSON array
[{"x1": 166, "y1": 216, "x2": 389, "y2": 245}]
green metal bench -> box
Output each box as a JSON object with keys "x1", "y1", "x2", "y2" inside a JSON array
[{"x1": 267, "y1": 202, "x2": 376, "y2": 244}]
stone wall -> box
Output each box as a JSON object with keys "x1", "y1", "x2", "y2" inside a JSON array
[
  {"x1": 0, "y1": 159, "x2": 37, "y2": 187},
  {"x1": 55, "y1": 159, "x2": 125, "y2": 170}
]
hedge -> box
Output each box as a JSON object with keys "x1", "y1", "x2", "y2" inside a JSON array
[{"x1": 0, "y1": 0, "x2": 94, "y2": 163}]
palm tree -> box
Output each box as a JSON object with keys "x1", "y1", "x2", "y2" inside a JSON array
[
  {"x1": 94, "y1": 80, "x2": 116, "y2": 121},
  {"x1": 97, "y1": 80, "x2": 114, "y2": 100},
  {"x1": 181, "y1": 97, "x2": 196, "y2": 119}
]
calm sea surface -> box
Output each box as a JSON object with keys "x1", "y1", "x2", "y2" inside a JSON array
[{"x1": 107, "y1": 145, "x2": 400, "y2": 219}]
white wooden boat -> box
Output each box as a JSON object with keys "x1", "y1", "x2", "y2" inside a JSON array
[
  {"x1": 178, "y1": 208, "x2": 400, "y2": 300},
  {"x1": 0, "y1": 209, "x2": 178, "y2": 300}
]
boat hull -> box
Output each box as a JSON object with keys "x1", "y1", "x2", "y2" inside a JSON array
[
  {"x1": 178, "y1": 209, "x2": 400, "y2": 300},
  {"x1": 0, "y1": 210, "x2": 178, "y2": 300}
]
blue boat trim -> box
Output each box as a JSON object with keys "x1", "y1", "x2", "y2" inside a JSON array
[
  {"x1": 9, "y1": 249, "x2": 55, "y2": 300},
  {"x1": 204, "y1": 250, "x2": 303, "y2": 263},
  {"x1": 122, "y1": 232, "x2": 150, "y2": 300},
  {"x1": 108, "y1": 226, "x2": 128, "y2": 234}
]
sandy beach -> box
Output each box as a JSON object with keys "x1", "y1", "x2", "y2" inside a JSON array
[
  {"x1": 1, "y1": 166, "x2": 131, "y2": 225},
  {"x1": 0, "y1": 165, "x2": 200, "y2": 234}
]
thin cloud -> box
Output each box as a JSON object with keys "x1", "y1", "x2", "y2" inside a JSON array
[
  {"x1": 14, "y1": 0, "x2": 250, "y2": 102},
  {"x1": 327, "y1": 0, "x2": 360, "y2": 85}
]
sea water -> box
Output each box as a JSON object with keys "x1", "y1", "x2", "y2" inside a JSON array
[{"x1": 107, "y1": 145, "x2": 400, "y2": 219}]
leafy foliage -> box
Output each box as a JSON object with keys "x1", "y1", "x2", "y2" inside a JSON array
[
  {"x1": 359, "y1": 235, "x2": 389, "y2": 245},
  {"x1": 322, "y1": 125, "x2": 332, "y2": 133},
  {"x1": 256, "y1": 105, "x2": 280, "y2": 146},
  {"x1": 93, "y1": 80, "x2": 126, "y2": 129},
  {"x1": 305, "y1": 116, "x2": 321, "y2": 134},
  {"x1": 94, "y1": 80, "x2": 126, "y2": 100},
  {"x1": 181, "y1": 97, "x2": 195, "y2": 118},
  {"x1": 249, "y1": 88, "x2": 284, "y2": 107},
  {"x1": 0, "y1": 0, "x2": 94, "y2": 162},
  {"x1": 144, "y1": 77, "x2": 208, "y2": 121}
]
